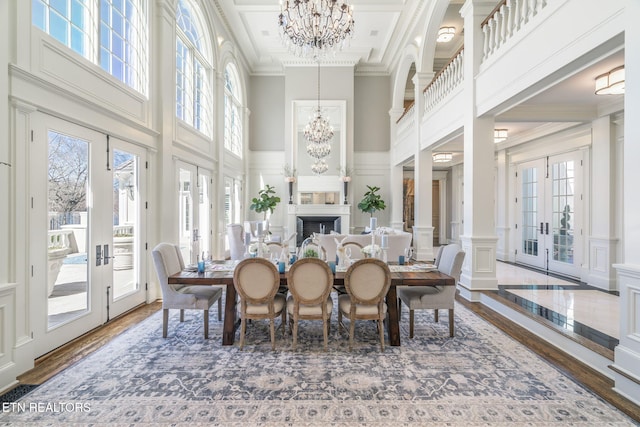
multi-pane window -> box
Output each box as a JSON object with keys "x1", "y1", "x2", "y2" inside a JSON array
[
  {"x1": 99, "y1": 0, "x2": 148, "y2": 94},
  {"x1": 224, "y1": 64, "x2": 243, "y2": 157},
  {"x1": 175, "y1": 0, "x2": 213, "y2": 137},
  {"x1": 32, "y1": 0, "x2": 148, "y2": 95}
]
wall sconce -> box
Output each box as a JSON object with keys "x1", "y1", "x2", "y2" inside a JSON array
[
  {"x1": 433, "y1": 152, "x2": 453, "y2": 163},
  {"x1": 595, "y1": 66, "x2": 625, "y2": 95},
  {"x1": 494, "y1": 129, "x2": 508, "y2": 143},
  {"x1": 437, "y1": 27, "x2": 455, "y2": 43}
]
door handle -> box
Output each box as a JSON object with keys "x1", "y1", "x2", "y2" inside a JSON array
[
  {"x1": 545, "y1": 222, "x2": 549, "y2": 235},
  {"x1": 103, "y1": 244, "x2": 111, "y2": 265},
  {"x1": 96, "y1": 245, "x2": 102, "y2": 266},
  {"x1": 540, "y1": 222, "x2": 544, "y2": 234}
]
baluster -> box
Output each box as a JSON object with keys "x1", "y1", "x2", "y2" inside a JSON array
[
  {"x1": 527, "y1": 0, "x2": 535, "y2": 22},
  {"x1": 521, "y1": 0, "x2": 529, "y2": 26},
  {"x1": 500, "y1": 4, "x2": 508, "y2": 46},
  {"x1": 535, "y1": 0, "x2": 544, "y2": 14},
  {"x1": 505, "y1": 0, "x2": 514, "y2": 38},
  {"x1": 489, "y1": 18, "x2": 498, "y2": 56},
  {"x1": 513, "y1": 0, "x2": 522, "y2": 31},
  {"x1": 494, "y1": 11, "x2": 502, "y2": 50},
  {"x1": 482, "y1": 24, "x2": 490, "y2": 61}
]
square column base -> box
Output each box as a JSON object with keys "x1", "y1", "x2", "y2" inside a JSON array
[
  {"x1": 412, "y1": 226, "x2": 434, "y2": 262},
  {"x1": 459, "y1": 235, "x2": 498, "y2": 291}
]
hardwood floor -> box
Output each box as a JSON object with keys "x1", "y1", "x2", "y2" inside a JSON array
[{"x1": 11, "y1": 298, "x2": 640, "y2": 423}]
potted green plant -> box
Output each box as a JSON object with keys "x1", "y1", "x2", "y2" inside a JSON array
[
  {"x1": 250, "y1": 184, "x2": 281, "y2": 220},
  {"x1": 357, "y1": 185, "x2": 386, "y2": 217}
]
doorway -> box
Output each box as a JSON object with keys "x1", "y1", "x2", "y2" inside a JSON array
[
  {"x1": 31, "y1": 114, "x2": 147, "y2": 356},
  {"x1": 515, "y1": 151, "x2": 583, "y2": 278}
]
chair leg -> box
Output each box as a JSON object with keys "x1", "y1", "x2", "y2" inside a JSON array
[
  {"x1": 409, "y1": 310, "x2": 414, "y2": 338},
  {"x1": 204, "y1": 310, "x2": 209, "y2": 339},
  {"x1": 162, "y1": 309, "x2": 169, "y2": 338},
  {"x1": 217, "y1": 298, "x2": 222, "y2": 321},
  {"x1": 239, "y1": 317, "x2": 246, "y2": 350},
  {"x1": 349, "y1": 317, "x2": 355, "y2": 351},
  {"x1": 180, "y1": 309, "x2": 184, "y2": 322},
  {"x1": 338, "y1": 310, "x2": 343, "y2": 332},
  {"x1": 378, "y1": 318, "x2": 385, "y2": 352},
  {"x1": 281, "y1": 309, "x2": 287, "y2": 336},
  {"x1": 434, "y1": 309, "x2": 439, "y2": 323},
  {"x1": 449, "y1": 308, "x2": 454, "y2": 337},
  {"x1": 292, "y1": 316, "x2": 298, "y2": 351},
  {"x1": 323, "y1": 318, "x2": 328, "y2": 351},
  {"x1": 269, "y1": 317, "x2": 276, "y2": 351}
]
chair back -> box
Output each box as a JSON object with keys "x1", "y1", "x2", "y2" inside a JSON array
[
  {"x1": 344, "y1": 258, "x2": 391, "y2": 304},
  {"x1": 437, "y1": 244, "x2": 465, "y2": 283},
  {"x1": 233, "y1": 257, "x2": 280, "y2": 302},
  {"x1": 227, "y1": 223, "x2": 245, "y2": 260},
  {"x1": 288, "y1": 258, "x2": 333, "y2": 305},
  {"x1": 152, "y1": 243, "x2": 196, "y2": 306}
]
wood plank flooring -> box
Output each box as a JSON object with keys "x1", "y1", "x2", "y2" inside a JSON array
[{"x1": 12, "y1": 298, "x2": 640, "y2": 423}]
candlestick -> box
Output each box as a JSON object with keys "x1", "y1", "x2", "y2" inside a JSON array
[
  {"x1": 370, "y1": 217, "x2": 377, "y2": 232},
  {"x1": 381, "y1": 234, "x2": 388, "y2": 249}
]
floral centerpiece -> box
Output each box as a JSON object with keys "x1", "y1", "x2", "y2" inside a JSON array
[{"x1": 361, "y1": 244, "x2": 381, "y2": 258}]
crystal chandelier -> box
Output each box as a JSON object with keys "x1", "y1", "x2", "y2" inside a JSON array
[
  {"x1": 303, "y1": 61, "x2": 333, "y2": 174},
  {"x1": 278, "y1": 0, "x2": 355, "y2": 58},
  {"x1": 311, "y1": 158, "x2": 329, "y2": 175}
]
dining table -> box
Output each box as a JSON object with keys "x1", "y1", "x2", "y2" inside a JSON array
[{"x1": 168, "y1": 260, "x2": 456, "y2": 347}]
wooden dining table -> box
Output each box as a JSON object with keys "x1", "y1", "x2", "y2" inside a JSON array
[{"x1": 168, "y1": 261, "x2": 455, "y2": 347}]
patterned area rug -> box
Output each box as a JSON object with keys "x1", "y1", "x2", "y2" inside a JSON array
[{"x1": 1, "y1": 300, "x2": 637, "y2": 426}]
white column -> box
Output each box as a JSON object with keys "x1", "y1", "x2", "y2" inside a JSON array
[
  {"x1": 389, "y1": 107, "x2": 405, "y2": 231},
  {"x1": 0, "y1": 0, "x2": 10, "y2": 284},
  {"x1": 495, "y1": 149, "x2": 511, "y2": 261},
  {"x1": 459, "y1": 0, "x2": 498, "y2": 296},
  {"x1": 588, "y1": 116, "x2": 618, "y2": 290},
  {"x1": 612, "y1": 0, "x2": 640, "y2": 406},
  {"x1": 412, "y1": 73, "x2": 434, "y2": 261}
]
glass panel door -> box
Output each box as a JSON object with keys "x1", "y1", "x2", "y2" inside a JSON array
[
  {"x1": 108, "y1": 141, "x2": 147, "y2": 318},
  {"x1": 516, "y1": 159, "x2": 545, "y2": 270},
  {"x1": 515, "y1": 153, "x2": 582, "y2": 278},
  {"x1": 33, "y1": 115, "x2": 105, "y2": 357},
  {"x1": 177, "y1": 162, "x2": 213, "y2": 264}
]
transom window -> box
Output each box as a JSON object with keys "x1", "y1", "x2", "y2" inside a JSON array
[
  {"x1": 32, "y1": 0, "x2": 149, "y2": 95},
  {"x1": 224, "y1": 64, "x2": 243, "y2": 157},
  {"x1": 176, "y1": 0, "x2": 213, "y2": 138}
]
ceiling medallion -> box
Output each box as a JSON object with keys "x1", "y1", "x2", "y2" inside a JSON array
[{"x1": 278, "y1": 0, "x2": 355, "y2": 58}]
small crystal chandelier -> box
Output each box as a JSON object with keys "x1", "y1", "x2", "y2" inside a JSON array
[
  {"x1": 278, "y1": 0, "x2": 355, "y2": 58},
  {"x1": 311, "y1": 158, "x2": 329, "y2": 175}
]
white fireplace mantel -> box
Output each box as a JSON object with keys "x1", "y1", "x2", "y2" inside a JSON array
[{"x1": 287, "y1": 204, "x2": 351, "y2": 240}]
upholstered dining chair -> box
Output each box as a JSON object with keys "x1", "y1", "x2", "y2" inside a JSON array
[
  {"x1": 152, "y1": 243, "x2": 223, "y2": 339},
  {"x1": 233, "y1": 257, "x2": 287, "y2": 350},
  {"x1": 433, "y1": 245, "x2": 445, "y2": 267},
  {"x1": 227, "y1": 223, "x2": 246, "y2": 260},
  {"x1": 338, "y1": 258, "x2": 391, "y2": 351},
  {"x1": 397, "y1": 244, "x2": 465, "y2": 338},
  {"x1": 286, "y1": 258, "x2": 334, "y2": 350}
]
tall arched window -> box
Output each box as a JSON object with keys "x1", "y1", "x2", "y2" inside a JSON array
[
  {"x1": 224, "y1": 63, "x2": 242, "y2": 157},
  {"x1": 175, "y1": 0, "x2": 213, "y2": 137},
  {"x1": 32, "y1": 0, "x2": 149, "y2": 95}
]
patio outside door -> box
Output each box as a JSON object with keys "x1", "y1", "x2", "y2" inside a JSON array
[
  {"x1": 516, "y1": 152, "x2": 582, "y2": 278},
  {"x1": 32, "y1": 115, "x2": 147, "y2": 356},
  {"x1": 177, "y1": 162, "x2": 212, "y2": 264}
]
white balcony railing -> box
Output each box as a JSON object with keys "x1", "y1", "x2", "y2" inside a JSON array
[
  {"x1": 396, "y1": 102, "x2": 415, "y2": 135},
  {"x1": 423, "y1": 48, "x2": 465, "y2": 114},
  {"x1": 482, "y1": 0, "x2": 550, "y2": 63}
]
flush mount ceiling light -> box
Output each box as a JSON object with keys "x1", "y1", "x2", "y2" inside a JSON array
[
  {"x1": 433, "y1": 152, "x2": 453, "y2": 163},
  {"x1": 595, "y1": 66, "x2": 625, "y2": 95},
  {"x1": 278, "y1": 0, "x2": 354, "y2": 58},
  {"x1": 437, "y1": 27, "x2": 455, "y2": 43},
  {"x1": 494, "y1": 129, "x2": 508, "y2": 143}
]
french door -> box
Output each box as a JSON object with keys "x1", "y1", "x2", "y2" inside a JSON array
[
  {"x1": 32, "y1": 114, "x2": 147, "y2": 356},
  {"x1": 516, "y1": 152, "x2": 582, "y2": 278},
  {"x1": 177, "y1": 162, "x2": 212, "y2": 265}
]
